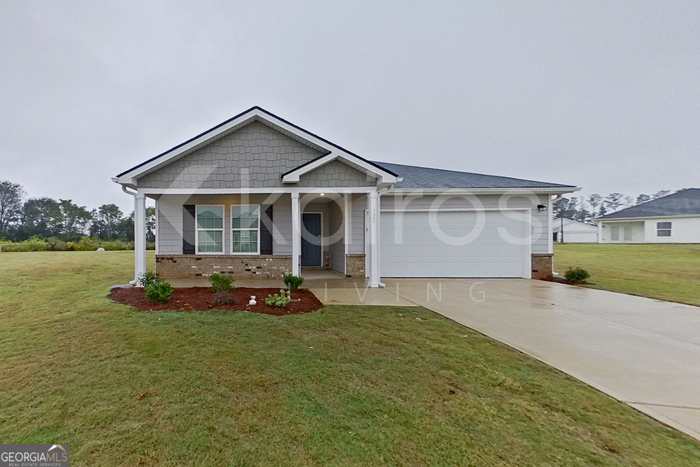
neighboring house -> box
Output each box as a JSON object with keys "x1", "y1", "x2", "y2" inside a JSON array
[
  {"x1": 553, "y1": 218, "x2": 598, "y2": 243},
  {"x1": 596, "y1": 189, "x2": 700, "y2": 243},
  {"x1": 113, "y1": 107, "x2": 578, "y2": 287}
]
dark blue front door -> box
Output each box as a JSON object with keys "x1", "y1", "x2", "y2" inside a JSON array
[{"x1": 301, "y1": 213, "x2": 322, "y2": 266}]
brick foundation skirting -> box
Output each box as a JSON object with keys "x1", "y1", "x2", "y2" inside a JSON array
[
  {"x1": 345, "y1": 254, "x2": 366, "y2": 277},
  {"x1": 156, "y1": 255, "x2": 292, "y2": 279},
  {"x1": 531, "y1": 253, "x2": 553, "y2": 279}
]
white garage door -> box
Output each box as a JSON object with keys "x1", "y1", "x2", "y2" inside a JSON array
[{"x1": 380, "y1": 210, "x2": 530, "y2": 278}]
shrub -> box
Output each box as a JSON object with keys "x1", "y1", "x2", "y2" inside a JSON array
[
  {"x1": 1, "y1": 243, "x2": 50, "y2": 252},
  {"x1": 209, "y1": 273, "x2": 235, "y2": 293},
  {"x1": 145, "y1": 281, "x2": 173, "y2": 304},
  {"x1": 213, "y1": 292, "x2": 239, "y2": 307},
  {"x1": 265, "y1": 289, "x2": 291, "y2": 308},
  {"x1": 564, "y1": 267, "x2": 590, "y2": 283},
  {"x1": 46, "y1": 237, "x2": 67, "y2": 251},
  {"x1": 138, "y1": 271, "x2": 159, "y2": 288},
  {"x1": 283, "y1": 273, "x2": 304, "y2": 292}
]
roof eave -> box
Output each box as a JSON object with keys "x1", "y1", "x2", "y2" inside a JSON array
[
  {"x1": 385, "y1": 186, "x2": 579, "y2": 195},
  {"x1": 115, "y1": 106, "x2": 398, "y2": 184}
]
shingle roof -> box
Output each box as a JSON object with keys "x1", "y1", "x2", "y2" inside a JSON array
[
  {"x1": 598, "y1": 189, "x2": 700, "y2": 219},
  {"x1": 373, "y1": 161, "x2": 576, "y2": 190}
]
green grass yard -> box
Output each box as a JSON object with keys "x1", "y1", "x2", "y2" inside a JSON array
[
  {"x1": 555, "y1": 243, "x2": 700, "y2": 306},
  {"x1": 1, "y1": 251, "x2": 699, "y2": 465}
]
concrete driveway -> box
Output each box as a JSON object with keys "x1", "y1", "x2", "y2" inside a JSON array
[{"x1": 386, "y1": 279, "x2": 700, "y2": 441}]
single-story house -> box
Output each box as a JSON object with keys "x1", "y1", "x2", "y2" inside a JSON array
[
  {"x1": 553, "y1": 218, "x2": 598, "y2": 243},
  {"x1": 596, "y1": 189, "x2": 700, "y2": 243},
  {"x1": 113, "y1": 106, "x2": 578, "y2": 287}
]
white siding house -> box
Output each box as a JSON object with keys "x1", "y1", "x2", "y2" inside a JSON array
[
  {"x1": 553, "y1": 218, "x2": 598, "y2": 243},
  {"x1": 597, "y1": 189, "x2": 700, "y2": 243}
]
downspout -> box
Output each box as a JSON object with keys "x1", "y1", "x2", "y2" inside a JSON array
[
  {"x1": 552, "y1": 194, "x2": 563, "y2": 276},
  {"x1": 119, "y1": 183, "x2": 140, "y2": 284}
]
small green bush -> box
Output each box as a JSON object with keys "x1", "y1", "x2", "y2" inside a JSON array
[
  {"x1": 265, "y1": 289, "x2": 291, "y2": 308},
  {"x1": 46, "y1": 237, "x2": 67, "y2": 251},
  {"x1": 283, "y1": 273, "x2": 304, "y2": 292},
  {"x1": 138, "y1": 271, "x2": 159, "y2": 288},
  {"x1": 209, "y1": 273, "x2": 235, "y2": 293},
  {"x1": 145, "y1": 281, "x2": 173, "y2": 304},
  {"x1": 564, "y1": 267, "x2": 590, "y2": 283}
]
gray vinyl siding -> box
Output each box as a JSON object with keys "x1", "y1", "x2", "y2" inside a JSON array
[
  {"x1": 380, "y1": 193, "x2": 550, "y2": 254},
  {"x1": 272, "y1": 195, "x2": 292, "y2": 255},
  {"x1": 296, "y1": 159, "x2": 377, "y2": 187},
  {"x1": 349, "y1": 194, "x2": 366, "y2": 254},
  {"x1": 156, "y1": 193, "x2": 293, "y2": 255},
  {"x1": 328, "y1": 201, "x2": 345, "y2": 273},
  {"x1": 137, "y1": 121, "x2": 323, "y2": 189},
  {"x1": 156, "y1": 197, "x2": 184, "y2": 255}
]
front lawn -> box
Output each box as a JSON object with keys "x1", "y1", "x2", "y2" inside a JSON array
[
  {"x1": 555, "y1": 243, "x2": 700, "y2": 306},
  {"x1": 1, "y1": 251, "x2": 699, "y2": 465}
]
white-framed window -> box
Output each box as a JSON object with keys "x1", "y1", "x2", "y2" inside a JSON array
[
  {"x1": 231, "y1": 205, "x2": 260, "y2": 254},
  {"x1": 611, "y1": 226, "x2": 620, "y2": 241},
  {"x1": 623, "y1": 226, "x2": 633, "y2": 241},
  {"x1": 196, "y1": 205, "x2": 224, "y2": 254},
  {"x1": 657, "y1": 221, "x2": 672, "y2": 237}
]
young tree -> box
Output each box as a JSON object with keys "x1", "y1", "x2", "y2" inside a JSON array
[
  {"x1": 553, "y1": 196, "x2": 579, "y2": 220},
  {"x1": 603, "y1": 193, "x2": 624, "y2": 213},
  {"x1": 587, "y1": 194, "x2": 602, "y2": 218},
  {"x1": 0, "y1": 181, "x2": 25, "y2": 238}
]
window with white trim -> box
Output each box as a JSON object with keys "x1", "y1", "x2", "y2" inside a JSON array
[
  {"x1": 623, "y1": 226, "x2": 633, "y2": 241},
  {"x1": 657, "y1": 221, "x2": 672, "y2": 237},
  {"x1": 232, "y1": 205, "x2": 260, "y2": 254},
  {"x1": 196, "y1": 206, "x2": 224, "y2": 253},
  {"x1": 611, "y1": 226, "x2": 620, "y2": 241}
]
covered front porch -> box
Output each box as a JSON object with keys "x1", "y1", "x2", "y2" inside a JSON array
[{"x1": 130, "y1": 187, "x2": 382, "y2": 288}]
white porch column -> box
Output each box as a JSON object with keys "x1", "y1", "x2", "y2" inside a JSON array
[
  {"x1": 134, "y1": 191, "x2": 147, "y2": 283},
  {"x1": 368, "y1": 190, "x2": 380, "y2": 288},
  {"x1": 343, "y1": 193, "x2": 351, "y2": 275},
  {"x1": 547, "y1": 195, "x2": 554, "y2": 254},
  {"x1": 291, "y1": 192, "x2": 301, "y2": 275}
]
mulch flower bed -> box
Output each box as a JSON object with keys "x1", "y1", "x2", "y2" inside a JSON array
[{"x1": 109, "y1": 287, "x2": 323, "y2": 315}]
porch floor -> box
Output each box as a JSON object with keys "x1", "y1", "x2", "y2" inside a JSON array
[{"x1": 167, "y1": 268, "x2": 414, "y2": 307}]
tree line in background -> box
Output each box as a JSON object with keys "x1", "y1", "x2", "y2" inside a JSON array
[
  {"x1": 553, "y1": 190, "x2": 674, "y2": 224},
  {"x1": 0, "y1": 180, "x2": 155, "y2": 243}
]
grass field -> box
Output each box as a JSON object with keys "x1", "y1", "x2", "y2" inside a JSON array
[
  {"x1": 1, "y1": 252, "x2": 699, "y2": 465},
  {"x1": 555, "y1": 244, "x2": 700, "y2": 306}
]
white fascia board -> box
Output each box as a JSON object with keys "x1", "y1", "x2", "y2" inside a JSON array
[
  {"x1": 596, "y1": 215, "x2": 700, "y2": 223},
  {"x1": 385, "y1": 187, "x2": 580, "y2": 195},
  {"x1": 282, "y1": 152, "x2": 397, "y2": 185}
]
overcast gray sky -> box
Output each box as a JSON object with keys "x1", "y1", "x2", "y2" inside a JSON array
[{"x1": 1, "y1": 1, "x2": 698, "y2": 213}]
